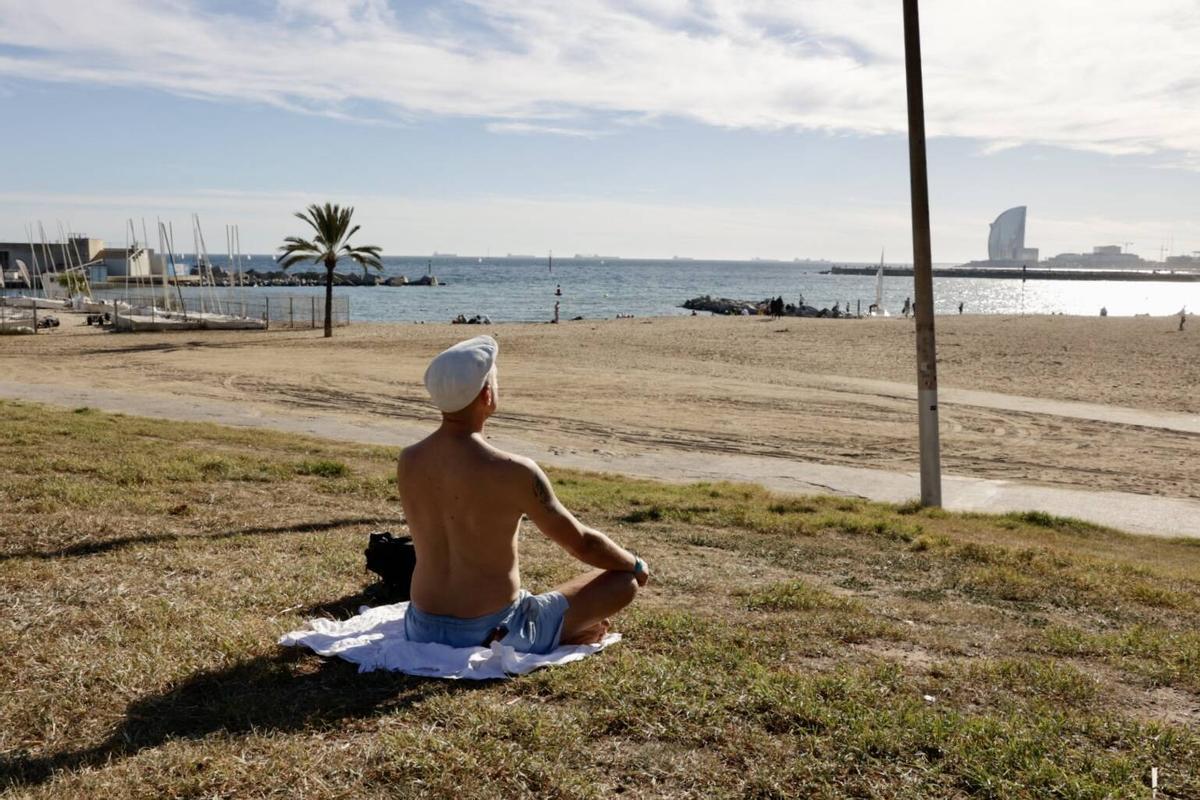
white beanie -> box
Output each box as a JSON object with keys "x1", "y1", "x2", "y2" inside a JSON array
[{"x1": 423, "y1": 335, "x2": 498, "y2": 412}]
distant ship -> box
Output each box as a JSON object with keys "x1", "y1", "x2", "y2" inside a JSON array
[{"x1": 431, "y1": 252, "x2": 457, "y2": 257}]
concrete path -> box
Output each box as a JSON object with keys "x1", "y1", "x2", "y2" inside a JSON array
[
  {"x1": 805, "y1": 374, "x2": 1200, "y2": 435},
  {"x1": 2, "y1": 379, "x2": 1197, "y2": 540}
]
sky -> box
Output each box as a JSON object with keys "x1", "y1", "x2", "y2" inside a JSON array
[{"x1": 0, "y1": 0, "x2": 1198, "y2": 262}]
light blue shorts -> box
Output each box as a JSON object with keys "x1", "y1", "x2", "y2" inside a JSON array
[{"x1": 404, "y1": 590, "x2": 569, "y2": 655}]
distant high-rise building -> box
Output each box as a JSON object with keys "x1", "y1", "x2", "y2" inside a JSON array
[
  {"x1": 988, "y1": 206, "x2": 1027, "y2": 261},
  {"x1": 985, "y1": 206, "x2": 1038, "y2": 264}
]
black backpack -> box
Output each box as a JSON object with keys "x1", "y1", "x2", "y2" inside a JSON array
[{"x1": 364, "y1": 531, "x2": 417, "y2": 600}]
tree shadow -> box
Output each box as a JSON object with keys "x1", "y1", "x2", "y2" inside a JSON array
[
  {"x1": 0, "y1": 516, "x2": 403, "y2": 562},
  {"x1": 0, "y1": 646, "x2": 488, "y2": 790}
]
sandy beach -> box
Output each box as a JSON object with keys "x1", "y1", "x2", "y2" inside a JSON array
[{"x1": 2, "y1": 314, "x2": 1196, "y2": 500}]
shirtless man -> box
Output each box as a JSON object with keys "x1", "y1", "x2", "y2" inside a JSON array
[{"x1": 397, "y1": 335, "x2": 648, "y2": 653}]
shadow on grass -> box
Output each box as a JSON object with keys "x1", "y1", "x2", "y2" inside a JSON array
[
  {"x1": 300, "y1": 582, "x2": 409, "y2": 620},
  {"x1": 0, "y1": 647, "x2": 486, "y2": 790},
  {"x1": 0, "y1": 516, "x2": 403, "y2": 562}
]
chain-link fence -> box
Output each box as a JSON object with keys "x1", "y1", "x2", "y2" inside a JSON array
[
  {"x1": 101, "y1": 292, "x2": 350, "y2": 329},
  {"x1": 257, "y1": 294, "x2": 351, "y2": 328}
]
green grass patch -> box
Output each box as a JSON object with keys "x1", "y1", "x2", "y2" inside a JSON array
[
  {"x1": 1, "y1": 400, "x2": 1198, "y2": 798},
  {"x1": 293, "y1": 459, "x2": 351, "y2": 478},
  {"x1": 740, "y1": 579, "x2": 860, "y2": 613}
]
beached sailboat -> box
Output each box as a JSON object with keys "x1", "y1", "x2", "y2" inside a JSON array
[
  {"x1": 113, "y1": 218, "x2": 203, "y2": 331},
  {"x1": 4, "y1": 295, "x2": 69, "y2": 310},
  {"x1": 56, "y1": 221, "x2": 113, "y2": 313},
  {"x1": 111, "y1": 310, "x2": 194, "y2": 332},
  {"x1": 193, "y1": 216, "x2": 264, "y2": 329},
  {"x1": 113, "y1": 216, "x2": 265, "y2": 331},
  {"x1": 4, "y1": 226, "x2": 70, "y2": 310}
]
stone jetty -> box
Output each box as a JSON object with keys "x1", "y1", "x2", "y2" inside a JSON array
[
  {"x1": 205, "y1": 269, "x2": 440, "y2": 288},
  {"x1": 683, "y1": 295, "x2": 845, "y2": 318}
]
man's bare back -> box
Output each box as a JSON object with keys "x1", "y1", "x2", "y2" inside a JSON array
[
  {"x1": 398, "y1": 431, "x2": 532, "y2": 618},
  {"x1": 398, "y1": 335, "x2": 648, "y2": 651}
]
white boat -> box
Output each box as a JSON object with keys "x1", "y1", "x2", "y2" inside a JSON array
[
  {"x1": 112, "y1": 307, "x2": 266, "y2": 332},
  {"x1": 0, "y1": 323, "x2": 35, "y2": 335},
  {"x1": 2, "y1": 295, "x2": 70, "y2": 310},
  {"x1": 0, "y1": 308, "x2": 35, "y2": 334},
  {"x1": 193, "y1": 312, "x2": 268, "y2": 330},
  {"x1": 71, "y1": 296, "x2": 115, "y2": 314},
  {"x1": 112, "y1": 312, "x2": 202, "y2": 332},
  {"x1": 869, "y1": 249, "x2": 890, "y2": 317}
]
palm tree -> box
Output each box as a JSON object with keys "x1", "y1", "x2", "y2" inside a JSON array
[{"x1": 278, "y1": 203, "x2": 382, "y2": 337}]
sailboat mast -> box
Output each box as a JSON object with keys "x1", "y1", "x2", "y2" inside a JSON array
[
  {"x1": 156, "y1": 218, "x2": 172, "y2": 311},
  {"x1": 66, "y1": 224, "x2": 93, "y2": 299},
  {"x1": 56, "y1": 220, "x2": 74, "y2": 300},
  {"x1": 38, "y1": 222, "x2": 55, "y2": 299},
  {"x1": 225, "y1": 224, "x2": 235, "y2": 312},
  {"x1": 25, "y1": 224, "x2": 41, "y2": 296},
  {"x1": 875, "y1": 248, "x2": 885, "y2": 310},
  {"x1": 128, "y1": 219, "x2": 143, "y2": 301},
  {"x1": 234, "y1": 224, "x2": 247, "y2": 316},
  {"x1": 163, "y1": 221, "x2": 188, "y2": 315}
]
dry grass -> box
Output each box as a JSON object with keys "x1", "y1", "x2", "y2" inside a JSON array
[{"x1": 1, "y1": 400, "x2": 1198, "y2": 798}]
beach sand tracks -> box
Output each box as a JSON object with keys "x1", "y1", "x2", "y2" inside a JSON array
[
  {"x1": 3, "y1": 317, "x2": 1198, "y2": 502},
  {"x1": 46, "y1": 356, "x2": 1200, "y2": 501}
]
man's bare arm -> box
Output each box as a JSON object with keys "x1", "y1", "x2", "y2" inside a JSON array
[{"x1": 522, "y1": 461, "x2": 643, "y2": 576}]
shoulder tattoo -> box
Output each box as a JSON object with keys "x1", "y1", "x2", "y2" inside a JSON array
[{"x1": 533, "y1": 472, "x2": 555, "y2": 509}]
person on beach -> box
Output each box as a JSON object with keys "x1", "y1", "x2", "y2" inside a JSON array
[
  {"x1": 903, "y1": 297, "x2": 911, "y2": 318},
  {"x1": 958, "y1": 302, "x2": 964, "y2": 315},
  {"x1": 397, "y1": 336, "x2": 649, "y2": 653},
  {"x1": 554, "y1": 300, "x2": 560, "y2": 324},
  {"x1": 1180, "y1": 308, "x2": 1188, "y2": 331}
]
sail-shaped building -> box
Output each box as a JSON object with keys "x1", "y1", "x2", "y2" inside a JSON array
[
  {"x1": 988, "y1": 207, "x2": 1028, "y2": 261},
  {"x1": 961, "y1": 206, "x2": 1040, "y2": 266}
]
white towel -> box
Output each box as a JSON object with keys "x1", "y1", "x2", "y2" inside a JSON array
[{"x1": 279, "y1": 601, "x2": 620, "y2": 680}]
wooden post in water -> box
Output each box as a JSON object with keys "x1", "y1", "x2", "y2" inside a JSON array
[
  {"x1": 289, "y1": 296, "x2": 294, "y2": 329},
  {"x1": 903, "y1": 0, "x2": 942, "y2": 506},
  {"x1": 311, "y1": 296, "x2": 316, "y2": 329}
]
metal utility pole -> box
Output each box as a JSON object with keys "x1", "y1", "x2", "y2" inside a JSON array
[{"x1": 903, "y1": 0, "x2": 942, "y2": 506}]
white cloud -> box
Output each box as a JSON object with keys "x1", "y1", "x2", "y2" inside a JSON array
[
  {"x1": 0, "y1": 1, "x2": 1196, "y2": 158},
  {"x1": 485, "y1": 122, "x2": 607, "y2": 138}
]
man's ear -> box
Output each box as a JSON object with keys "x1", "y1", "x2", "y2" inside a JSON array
[{"x1": 479, "y1": 382, "x2": 493, "y2": 406}]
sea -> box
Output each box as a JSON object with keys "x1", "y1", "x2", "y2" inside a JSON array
[{"x1": 95, "y1": 255, "x2": 1200, "y2": 323}]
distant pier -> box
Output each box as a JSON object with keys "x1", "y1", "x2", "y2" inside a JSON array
[{"x1": 826, "y1": 266, "x2": 1200, "y2": 282}]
